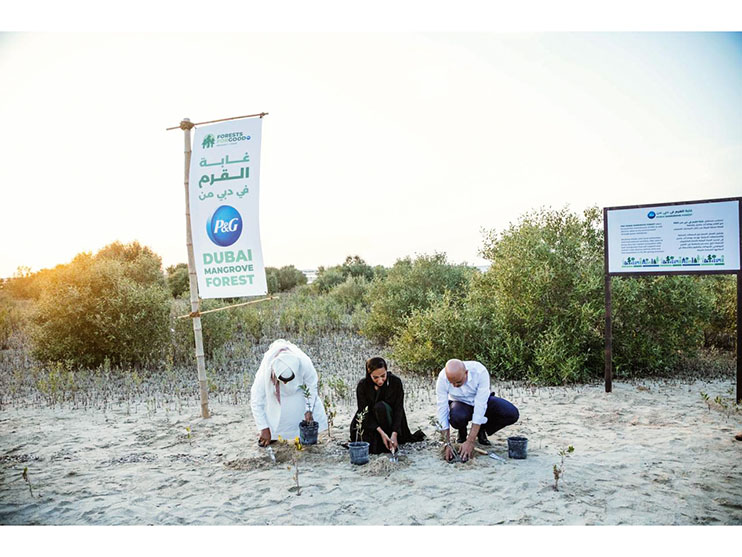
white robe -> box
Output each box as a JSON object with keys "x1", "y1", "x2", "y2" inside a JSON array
[{"x1": 250, "y1": 339, "x2": 328, "y2": 440}]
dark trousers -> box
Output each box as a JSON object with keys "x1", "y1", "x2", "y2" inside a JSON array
[{"x1": 449, "y1": 393, "x2": 519, "y2": 436}]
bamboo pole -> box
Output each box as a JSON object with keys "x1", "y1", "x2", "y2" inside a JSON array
[
  {"x1": 181, "y1": 118, "x2": 210, "y2": 419},
  {"x1": 176, "y1": 295, "x2": 278, "y2": 319},
  {"x1": 166, "y1": 112, "x2": 268, "y2": 131}
]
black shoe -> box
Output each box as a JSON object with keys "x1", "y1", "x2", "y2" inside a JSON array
[
  {"x1": 477, "y1": 429, "x2": 492, "y2": 446},
  {"x1": 456, "y1": 429, "x2": 467, "y2": 443}
]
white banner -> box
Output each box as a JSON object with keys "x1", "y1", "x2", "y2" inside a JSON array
[
  {"x1": 606, "y1": 199, "x2": 740, "y2": 274},
  {"x1": 188, "y1": 119, "x2": 267, "y2": 298}
]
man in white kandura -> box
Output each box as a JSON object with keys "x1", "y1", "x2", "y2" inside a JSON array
[
  {"x1": 436, "y1": 358, "x2": 519, "y2": 462},
  {"x1": 250, "y1": 339, "x2": 328, "y2": 446}
]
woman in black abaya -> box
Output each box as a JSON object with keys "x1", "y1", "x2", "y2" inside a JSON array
[{"x1": 350, "y1": 357, "x2": 425, "y2": 454}]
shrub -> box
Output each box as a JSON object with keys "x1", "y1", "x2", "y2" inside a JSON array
[
  {"x1": 475, "y1": 206, "x2": 718, "y2": 383},
  {"x1": 391, "y1": 292, "x2": 491, "y2": 374},
  {"x1": 312, "y1": 267, "x2": 346, "y2": 293},
  {"x1": 233, "y1": 299, "x2": 281, "y2": 342},
  {"x1": 277, "y1": 265, "x2": 308, "y2": 291},
  {"x1": 611, "y1": 274, "x2": 714, "y2": 376},
  {"x1": 171, "y1": 297, "x2": 238, "y2": 365},
  {"x1": 265, "y1": 265, "x2": 307, "y2": 294},
  {"x1": 96, "y1": 241, "x2": 167, "y2": 288},
  {"x1": 328, "y1": 275, "x2": 370, "y2": 312},
  {"x1": 278, "y1": 291, "x2": 353, "y2": 337},
  {"x1": 0, "y1": 291, "x2": 25, "y2": 350},
  {"x1": 699, "y1": 274, "x2": 736, "y2": 351},
  {"x1": 166, "y1": 263, "x2": 190, "y2": 298},
  {"x1": 363, "y1": 253, "x2": 474, "y2": 345},
  {"x1": 474, "y1": 207, "x2": 605, "y2": 384},
  {"x1": 313, "y1": 256, "x2": 376, "y2": 293},
  {"x1": 30, "y1": 247, "x2": 171, "y2": 367}
]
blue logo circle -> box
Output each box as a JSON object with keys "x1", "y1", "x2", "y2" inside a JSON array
[
  {"x1": 206, "y1": 205, "x2": 243, "y2": 247},
  {"x1": 647, "y1": 211, "x2": 656, "y2": 219}
]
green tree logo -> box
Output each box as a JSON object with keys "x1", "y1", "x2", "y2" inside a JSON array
[{"x1": 202, "y1": 134, "x2": 215, "y2": 148}]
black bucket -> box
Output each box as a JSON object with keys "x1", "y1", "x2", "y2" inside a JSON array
[
  {"x1": 348, "y1": 441, "x2": 370, "y2": 465},
  {"x1": 299, "y1": 420, "x2": 319, "y2": 445},
  {"x1": 507, "y1": 436, "x2": 528, "y2": 459}
]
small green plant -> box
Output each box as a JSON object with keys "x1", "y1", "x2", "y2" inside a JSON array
[
  {"x1": 428, "y1": 415, "x2": 446, "y2": 442},
  {"x1": 355, "y1": 407, "x2": 368, "y2": 442},
  {"x1": 22, "y1": 466, "x2": 35, "y2": 497},
  {"x1": 553, "y1": 445, "x2": 574, "y2": 492},
  {"x1": 323, "y1": 397, "x2": 337, "y2": 439},
  {"x1": 700, "y1": 391, "x2": 711, "y2": 411},
  {"x1": 278, "y1": 435, "x2": 304, "y2": 495},
  {"x1": 299, "y1": 383, "x2": 313, "y2": 409}
]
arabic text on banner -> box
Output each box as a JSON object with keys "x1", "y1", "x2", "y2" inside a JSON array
[{"x1": 187, "y1": 119, "x2": 267, "y2": 298}]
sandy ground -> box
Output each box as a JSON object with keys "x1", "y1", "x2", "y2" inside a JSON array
[{"x1": 1, "y1": 377, "x2": 741, "y2": 525}]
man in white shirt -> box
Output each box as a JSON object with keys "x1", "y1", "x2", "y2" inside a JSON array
[{"x1": 436, "y1": 358, "x2": 519, "y2": 461}]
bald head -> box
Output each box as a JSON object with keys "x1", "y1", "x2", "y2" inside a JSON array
[{"x1": 445, "y1": 359, "x2": 467, "y2": 387}]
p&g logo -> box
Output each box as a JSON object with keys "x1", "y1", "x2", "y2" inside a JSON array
[
  {"x1": 647, "y1": 211, "x2": 656, "y2": 219},
  {"x1": 207, "y1": 205, "x2": 243, "y2": 247}
]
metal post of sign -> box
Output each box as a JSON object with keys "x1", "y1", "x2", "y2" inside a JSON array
[
  {"x1": 180, "y1": 118, "x2": 210, "y2": 419},
  {"x1": 737, "y1": 270, "x2": 741, "y2": 404},
  {"x1": 603, "y1": 207, "x2": 613, "y2": 393}
]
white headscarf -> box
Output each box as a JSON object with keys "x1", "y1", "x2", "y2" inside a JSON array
[{"x1": 264, "y1": 340, "x2": 302, "y2": 402}]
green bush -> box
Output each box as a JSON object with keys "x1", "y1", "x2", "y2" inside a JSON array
[
  {"x1": 30, "y1": 246, "x2": 171, "y2": 367},
  {"x1": 312, "y1": 267, "x2": 347, "y2": 293},
  {"x1": 474, "y1": 207, "x2": 605, "y2": 384},
  {"x1": 363, "y1": 253, "x2": 474, "y2": 345},
  {"x1": 313, "y1": 256, "x2": 376, "y2": 293},
  {"x1": 0, "y1": 291, "x2": 25, "y2": 350},
  {"x1": 611, "y1": 275, "x2": 713, "y2": 376},
  {"x1": 166, "y1": 263, "x2": 190, "y2": 298},
  {"x1": 328, "y1": 275, "x2": 370, "y2": 312},
  {"x1": 474, "y1": 206, "x2": 719, "y2": 383},
  {"x1": 278, "y1": 291, "x2": 353, "y2": 337},
  {"x1": 700, "y1": 274, "x2": 736, "y2": 351},
  {"x1": 391, "y1": 292, "x2": 491, "y2": 374},
  {"x1": 233, "y1": 299, "x2": 281, "y2": 342},
  {"x1": 277, "y1": 265, "x2": 307, "y2": 291},
  {"x1": 171, "y1": 297, "x2": 238, "y2": 364},
  {"x1": 265, "y1": 265, "x2": 307, "y2": 294}
]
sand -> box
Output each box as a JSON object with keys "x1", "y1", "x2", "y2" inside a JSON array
[{"x1": 1, "y1": 377, "x2": 741, "y2": 525}]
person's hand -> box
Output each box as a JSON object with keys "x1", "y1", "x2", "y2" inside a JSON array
[
  {"x1": 459, "y1": 440, "x2": 474, "y2": 462},
  {"x1": 258, "y1": 428, "x2": 272, "y2": 447},
  {"x1": 444, "y1": 444, "x2": 454, "y2": 462},
  {"x1": 390, "y1": 432, "x2": 399, "y2": 452},
  {"x1": 380, "y1": 432, "x2": 392, "y2": 451},
  {"x1": 304, "y1": 411, "x2": 313, "y2": 423}
]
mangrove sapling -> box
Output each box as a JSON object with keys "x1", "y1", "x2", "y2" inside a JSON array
[
  {"x1": 323, "y1": 397, "x2": 337, "y2": 439},
  {"x1": 355, "y1": 407, "x2": 368, "y2": 442},
  {"x1": 299, "y1": 383, "x2": 314, "y2": 412},
  {"x1": 279, "y1": 436, "x2": 304, "y2": 495},
  {"x1": 553, "y1": 445, "x2": 574, "y2": 492},
  {"x1": 700, "y1": 392, "x2": 712, "y2": 412},
  {"x1": 22, "y1": 466, "x2": 35, "y2": 497}
]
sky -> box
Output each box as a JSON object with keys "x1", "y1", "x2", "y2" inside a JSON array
[{"x1": 0, "y1": 28, "x2": 740, "y2": 278}]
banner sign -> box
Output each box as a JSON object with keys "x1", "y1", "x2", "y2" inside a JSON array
[
  {"x1": 606, "y1": 199, "x2": 740, "y2": 274},
  {"x1": 188, "y1": 119, "x2": 267, "y2": 298}
]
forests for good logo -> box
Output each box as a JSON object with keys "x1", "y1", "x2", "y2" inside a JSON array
[
  {"x1": 202, "y1": 134, "x2": 216, "y2": 148},
  {"x1": 206, "y1": 205, "x2": 243, "y2": 247}
]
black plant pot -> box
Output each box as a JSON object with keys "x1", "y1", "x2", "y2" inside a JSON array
[
  {"x1": 299, "y1": 420, "x2": 319, "y2": 445},
  {"x1": 507, "y1": 436, "x2": 528, "y2": 459},
  {"x1": 348, "y1": 441, "x2": 370, "y2": 465}
]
